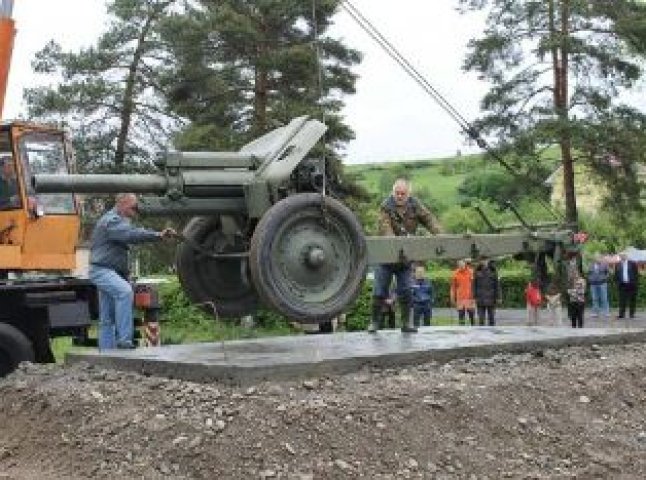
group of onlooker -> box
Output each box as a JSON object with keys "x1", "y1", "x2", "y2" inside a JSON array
[
  {"x1": 374, "y1": 250, "x2": 640, "y2": 332},
  {"x1": 376, "y1": 256, "x2": 502, "y2": 330},
  {"x1": 449, "y1": 258, "x2": 500, "y2": 326},
  {"x1": 377, "y1": 265, "x2": 435, "y2": 330},
  {"x1": 524, "y1": 251, "x2": 640, "y2": 329},
  {"x1": 368, "y1": 177, "x2": 641, "y2": 333}
]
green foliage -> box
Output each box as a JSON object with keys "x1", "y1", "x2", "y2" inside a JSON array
[
  {"x1": 26, "y1": 0, "x2": 181, "y2": 172},
  {"x1": 347, "y1": 160, "x2": 471, "y2": 231},
  {"x1": 155, "y1": 275, "x2": 536, "y2": 337},
  {"x1": 439, "y1": 204, "x2": 489, "y2": 233},
  {"x1": 578, "y1": 108, "x2": 646, "y2": 222},
  {"x1": 458, "y1": 166, "x2": 550, "y2": 207},
  {"x1": 348, "y1": 153, "x2": 565, "y2": 235},
  {"x1": 162, "y1": 0, "x2": 360, "y2": 173},
  {"x1": 579, "y1": 210, "x2": 646, "y2": 254},
  {"x1": 156, "y1": 278, "x2": 296, "y2": 343},
  {"x1": 344, "y1": 196, "x2": 380, "y2": 235},
  {"x1": 343, "y1": 281, "x2": 373, "y2": 331},
  {"x1": 459, "y1": 0, "x2": 646, "y2": 223},
  {"x1": 344, "y1": 269, "x2": 537, "y2": 331},
  {"x1": 439, "y1": 158, "x2": 474, "y2": 175}
]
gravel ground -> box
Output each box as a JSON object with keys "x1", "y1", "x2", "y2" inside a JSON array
[{"x1": 1, "y1": 341, "x2": 646, "y2": 479}]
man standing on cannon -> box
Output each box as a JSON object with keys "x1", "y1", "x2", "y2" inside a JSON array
[
  {"x1": 368, "y1": 178, "x2": 443, "y2": 333},
  {"x1": 89, "y1": 193, "x2": 176, "y2": 350}
]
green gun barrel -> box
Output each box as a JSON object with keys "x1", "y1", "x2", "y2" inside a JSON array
[{"x1": 33, "y1": 174, "x2": 168, "y2": 194}]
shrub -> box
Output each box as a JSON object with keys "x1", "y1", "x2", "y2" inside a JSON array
[
  {"x1": 155, "y1": 268, "x2": 646, "y2": 335},
  {"x1": 345, "y1": 269, "x2": 533, "y2": 331},
  {"x1": 156, "y1": 279, "x2": 295, "y2": 342}
]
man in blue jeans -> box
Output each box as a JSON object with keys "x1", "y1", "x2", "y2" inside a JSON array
[
  {"x1": 586, "y1": 253, "x2": 610, "y2": 318},
  {"x1": 367, "y1": 179, "x2": 442, "y2": 333},
  {"x1": 89, "y1": 193, "x2": 176, "y2": 350}
]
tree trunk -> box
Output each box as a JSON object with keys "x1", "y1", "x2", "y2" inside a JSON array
[
  {"x1": 549, "y1": 0, "x2": 578, "y2": 227},
  {"x1": 555, "y1": 0, "x2": 578, "y2": 227},
  {"x1": 560, "y1": 0, "x2": 578, "y2": 227},
  {"x1": 115, "y1": 14, "x2": 154, "y2": 172}
]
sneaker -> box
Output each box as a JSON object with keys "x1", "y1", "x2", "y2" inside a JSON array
[
  {"x1": 116, "y1": 342, "x2": 136, "y2": 349},
  {"x1": 591, "y1": 313, "x2": 598, "y2": 318}
]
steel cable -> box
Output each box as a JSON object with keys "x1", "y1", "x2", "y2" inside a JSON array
[{"x1": 340, "y1": 0, "x2": 564, "y2": 224}]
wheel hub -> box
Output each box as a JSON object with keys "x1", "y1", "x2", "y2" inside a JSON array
[
  {"x1": 275, "y1": 219, "x2": 351, "y2": 301},
  {"x1": 304, "y1": 246, "x2": 326, "y2": 268}
]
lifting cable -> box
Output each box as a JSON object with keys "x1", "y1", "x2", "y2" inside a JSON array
[
  {"x1": 340, "y1": 0, "x2": 564, "y2": 224},
  {"x1": 311, "y1": 0, "x2": 327, "y2": 198}
]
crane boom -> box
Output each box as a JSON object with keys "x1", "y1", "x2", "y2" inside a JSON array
[{"x1": 0, "y1": 0, "x2": 16, "y2": 118}]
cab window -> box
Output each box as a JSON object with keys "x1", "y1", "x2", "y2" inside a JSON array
[
  {"x1": 19, "y1": 131, "x2": 75, "y2": 215},
  {"x1": 0, "y1": 132, "x2": 21, "y2": 211}
]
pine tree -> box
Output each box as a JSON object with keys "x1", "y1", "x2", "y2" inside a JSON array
[
  {"x1": 459, "y1": 0, "x2": 646, "y2": 225},
  {"x1": 25, "y1": 0, "x2": 180, "y2": 172},
  {"x1": 161, "y1": 0, "x2": 361, "y2": 184}
]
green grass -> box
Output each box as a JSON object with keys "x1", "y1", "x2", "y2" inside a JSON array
[
  {"x1": 51, "y1": 336, "x2": 91, "y2": 363},
  {"x1": 160, "y1": 318, "x2": 296, "y2": 345},
  {"x1": 346, "y1": 156, "x2": 483, "y2": 208},
  {"x1": 345, "y1": 147, "x2": 564, "y2": 210},
  {"x1": 429, "y1": 316, "x2": 464, "y2": 326}
]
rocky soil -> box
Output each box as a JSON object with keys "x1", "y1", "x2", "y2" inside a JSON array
[{"x1": 1, "y1": 342, "x2": 646, "y2": 479}]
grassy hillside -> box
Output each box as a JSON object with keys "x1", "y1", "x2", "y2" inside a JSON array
[
  {"x1": 345, "y1": 146, "x2": 562, "y2": 210},
  {"x1": 342, "y1": 146, "x2": 571, "y2": 240},
  {"x1": 345, "y1": 153, "x2": 485, "y2": 207}
]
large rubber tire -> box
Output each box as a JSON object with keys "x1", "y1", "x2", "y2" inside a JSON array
[
  {"x1": 176, "y1": 216, "x2": 258, "y2": 318},
  {"x1": 0, "y1": 323, "x2": 35, "y2": 378},
  {"x1": 249, "y1": 193, "x2": 367, "y2": 323}
]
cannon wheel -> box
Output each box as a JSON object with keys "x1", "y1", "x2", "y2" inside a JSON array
[
  {"x1": 176, "y1": 216, "x2": 258, "y2": 317},
  {"x1": 249, "y1": 193, "x2": 367, "y2": 323}
]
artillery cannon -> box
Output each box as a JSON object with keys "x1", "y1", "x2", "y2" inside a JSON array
[{"x1": 34, "y1": 116, "x2": 579, "y2": 324}]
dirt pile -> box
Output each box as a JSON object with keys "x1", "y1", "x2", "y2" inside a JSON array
[{"x1": 1, "y1": 342, "x2": 646, "y2": 479}]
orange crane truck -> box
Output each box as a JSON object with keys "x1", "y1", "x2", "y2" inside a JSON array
[{"x1": 0, "y1": 0, "x2": 96, "y2": 376}]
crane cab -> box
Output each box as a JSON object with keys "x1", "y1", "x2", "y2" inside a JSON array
[{"x1": 0, "y1": 122, "x2": 81, "y2": 272}]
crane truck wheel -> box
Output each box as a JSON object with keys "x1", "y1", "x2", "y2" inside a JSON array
[
  {"x1": 0, "y1": 323, "x2": 35, "y2": 378},
  {"x1": 176, "y1": 215, "x2": 259, "y2": 318},
  {"x1": 249, "y1": 193, "x2": 367, "y2": 323}
]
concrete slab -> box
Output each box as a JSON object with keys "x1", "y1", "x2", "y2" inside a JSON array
[{"x1": 66, "y1": 325, "x2": 646, "y2": 385}]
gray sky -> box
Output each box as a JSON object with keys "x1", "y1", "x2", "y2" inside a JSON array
[
  {"x1": 330, "y1": 1, "x2": 488, "y2": 163},
  {"x1": 4, "y1": 1, "x2": 489, "y2": 164},
  {"x1": 4, "y1": 0, "x2": 108, "y2": 116}
]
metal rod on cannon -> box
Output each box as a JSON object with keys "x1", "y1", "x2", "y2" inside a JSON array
[
  {"x1": 473, "y1": 205, "x2": 499, "y2": 233},
  {"x1": 33, "y1": 174, "x2": 169, "y2": 194},
  {"x1": 504, "y1": 201, "x2": 532, "y2": 230}
]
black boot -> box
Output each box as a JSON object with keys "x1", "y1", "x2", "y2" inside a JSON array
[{"x1": 400, "y1": 302, "x2": 417, "y2": 333}]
